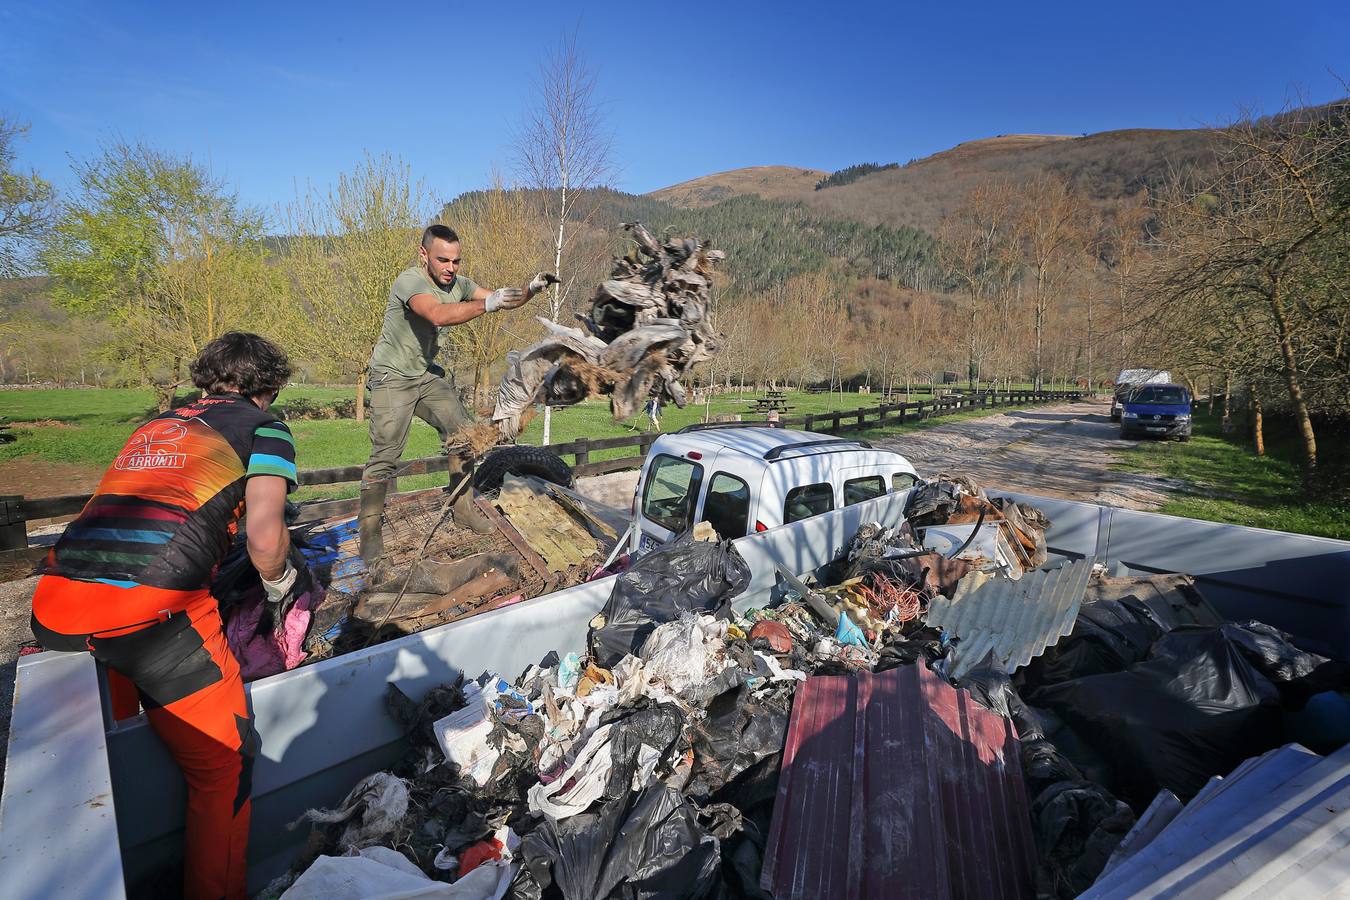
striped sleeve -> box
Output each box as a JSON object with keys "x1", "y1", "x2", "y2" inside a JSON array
[{"x1": 247, "y1": 420, "x2": 298, "y2": 490}]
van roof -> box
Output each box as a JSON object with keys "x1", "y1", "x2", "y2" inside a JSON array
[{"x1": 668, "y1": 425, "x2": 895, "y2": 462}]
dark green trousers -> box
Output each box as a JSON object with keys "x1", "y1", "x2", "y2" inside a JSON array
[{"x1": 362, "y1": 369, "x2": 472, "y2": 484}]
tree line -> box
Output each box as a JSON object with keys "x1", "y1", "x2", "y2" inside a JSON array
[{"x1": 2, "y1": 71, "x2": 1346, "y2": 484}]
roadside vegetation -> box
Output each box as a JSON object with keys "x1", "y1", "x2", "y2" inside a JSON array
[
  {"x1": 1, "y1": 387, "x2": 1035, "y2": 502},
  {"x1": 1114, "y1": 410, "x2": 1350, "y2": 540}
]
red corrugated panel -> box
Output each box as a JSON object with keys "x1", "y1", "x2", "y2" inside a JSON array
[{"x1": 761, "y1": 665, "x2": 1036, "y2": 900}]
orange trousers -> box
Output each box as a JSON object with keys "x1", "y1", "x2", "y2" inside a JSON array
[{"x1": 31, "y1": 576, "x2": 257, "y2": 900}]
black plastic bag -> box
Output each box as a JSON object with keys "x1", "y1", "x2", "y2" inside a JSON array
[
  {"x1": 597, "y1": 701, "x2": 687, "y2": 800},
  {"x1": 1225, "y1": 620, "x2": 1350, "y2": 706},
  {"x1": 1020, "y1": 595, "x2": 1170, "y2": 689},
  {"x1": 1030, "y1": 779, "x2": 1135, "y2": 899},
  {"x1": 590, "y1": 538, "x2": 750, "y2": 668},
  {"x1": 518, "y1": 785, "x2": 721, "y2": 899},
  {"x1": 1029, "y1": 625, "x2": 1283, "y2": 806},
  {"x1": 684, "y1": 684, "x2": 790, "y2": 802}
]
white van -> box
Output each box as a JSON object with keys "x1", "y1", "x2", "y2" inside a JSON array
[{"x1": 629, "y1": 424, "x2": 919, "y2": 555}]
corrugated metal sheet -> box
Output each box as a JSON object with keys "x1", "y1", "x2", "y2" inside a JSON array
[
  {"x1": 1084, "y1": 742, "x2": 1350, "y2": 898},
  {"x1": 760, "y1": 665, "x2": 1036, "y2": 900},
  {"x1": 927, "y1": 558, "x2": 1094, "y2": 679}
]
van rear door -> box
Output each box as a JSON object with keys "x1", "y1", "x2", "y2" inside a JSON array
[{"x1": 634, "y1": 451, "x2": 706, "y2": 553}]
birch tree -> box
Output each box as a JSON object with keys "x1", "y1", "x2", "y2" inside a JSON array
[{"x1": 513, "y1": 32, "x2": 613, "y2": 443}]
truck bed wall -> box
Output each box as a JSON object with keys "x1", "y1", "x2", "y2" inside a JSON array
[{"x1": 3, "y1": 489, "x2": 1348, "y2": 898}]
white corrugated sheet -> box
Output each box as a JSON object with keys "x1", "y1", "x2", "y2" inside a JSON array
[
  {"x1": 1084, "y1": 742, "x2": 1350, "y2": 899},
  {"x1": 927, "y1": 558, "x2": 1094, "y2": 679}
]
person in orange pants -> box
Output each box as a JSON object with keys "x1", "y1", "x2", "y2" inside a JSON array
[{"x1": 31, "y1": 333, "x2": 300, "y2": 900}]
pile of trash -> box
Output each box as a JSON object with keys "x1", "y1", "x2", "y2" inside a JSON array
[
  {"x1": 492, "y1": 223, "x2": 723, "y2": 439},
  {"x1": 267, "y1": 474, "x2": 1350, "y2": 899}
]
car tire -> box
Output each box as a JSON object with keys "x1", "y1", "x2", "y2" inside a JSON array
[
  {"x1": 473, "y1": 445, "x2": 575, "y2": 493},
  {"x1": 1110, "y1": 411, "x2": 1121, "y2": 422}
]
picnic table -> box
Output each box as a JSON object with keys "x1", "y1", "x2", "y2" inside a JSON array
[{"x1": 749, "y1": 397, "x2": 792, "y2": 413}]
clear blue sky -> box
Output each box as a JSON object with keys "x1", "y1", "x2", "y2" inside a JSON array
[{"x1": 3, "y1": 0, "x2": 1347, "y2": 216}]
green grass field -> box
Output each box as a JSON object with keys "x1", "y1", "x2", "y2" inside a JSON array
[
  {"x1": 1, "y1": 386, "x2": 987, "y2": 501},
  {"x1": 1113, "y1": 410, "x2": 1350, "y2": 540}
]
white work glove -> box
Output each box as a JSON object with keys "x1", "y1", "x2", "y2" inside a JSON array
[
  {"x1": 260, "y1": 560, "x2": 298, "y2": 604},
  {"x1": 484, "y1": 287, "x2": 525, "y2": 312},
  {"x1": 526, "y1": 272, "x2": 561, "y2": 299}
]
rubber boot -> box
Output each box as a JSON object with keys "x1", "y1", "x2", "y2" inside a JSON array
[
  {"x1": 447, "y1": 458, "x2": 493, "y2": 534},
  {"x1": 358, "y1": 480, "x2": 388, "y2": 567}
]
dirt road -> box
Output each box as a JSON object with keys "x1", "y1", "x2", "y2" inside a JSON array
[{"x1": 872, "y1": 399, "x2": 1184, "y2": 508}]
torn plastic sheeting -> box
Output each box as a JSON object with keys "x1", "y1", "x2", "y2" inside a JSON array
[
  {"x1": 288, "y1": 772, "x2": 410, "y2": 854},
  {"x1": 927, "y1": 558, "x2": 1094, "y2": 681},
  {"x1": 589, "y1": 537, "x2": 750, "y2": 669},
  {"x1": 638, "y1": 615, "x2": 733, "y2": 698},
  {"x1": 280, "y1": 845, "x2": 513, "y2": 900},
  {"x1": 761, "y1": 665, "x2": 1036, "y2": 900},
  {"x1": 517, "y1": 784, "x2": 721, "y2": 900}
]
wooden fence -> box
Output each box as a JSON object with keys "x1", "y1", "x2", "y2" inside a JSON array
[{"x1": 1, "y1": 389, "x2": 1081, "y2": 553}]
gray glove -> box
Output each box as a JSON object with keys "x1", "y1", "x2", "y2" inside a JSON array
[
  {"x1": 485, "y1": 287, "x2": 525, "y2": 312},
  {"x1": 527, "y1": 272, "x2": 561, "y2": 298}
]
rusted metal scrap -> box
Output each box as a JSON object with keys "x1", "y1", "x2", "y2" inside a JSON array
[{"x1": 491, "y1": 222, "x2": 724, "y2": 438}]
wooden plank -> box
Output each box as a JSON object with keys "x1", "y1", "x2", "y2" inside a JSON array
[
  {"x1": 573, "y1": 455, "x2": 646, "y2": 478},
  {"x1": 23, "y1": 494, "x2": 90, "y2": 520},
  {"x1": 473, "y1": 496, "x2": 551, "y2": 581}
]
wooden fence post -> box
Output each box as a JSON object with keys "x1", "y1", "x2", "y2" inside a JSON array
[
  {"x1": 1, "y1": 496, "x2": 26, "y2": 551},
  {"x1": 831, "y1": 412, "x2": 842, "y2": 433},
  {"x1": 573, "y1": 437, "x2": 590, "y2": 469}
]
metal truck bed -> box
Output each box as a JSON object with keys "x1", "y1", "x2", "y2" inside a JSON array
[{"x1": 3, "y1": 490, "x2": 1348, "y2": 898}]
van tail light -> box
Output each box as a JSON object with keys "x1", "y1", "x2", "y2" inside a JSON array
[
  {"x1": 686, "y1": 451, "x2": 702, "y2": 460},
  {"x1": 754, "y1": 520, "x2": 768, "y2": 532}
]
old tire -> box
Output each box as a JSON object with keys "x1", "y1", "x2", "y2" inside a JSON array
[{"x1": 474, "y1": 445, "x2": 574, "y2": 493}]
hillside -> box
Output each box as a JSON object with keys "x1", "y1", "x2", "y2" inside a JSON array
[
  {"x1": 649, "y1": 127, "x2": 1221, "y2": 233},
  {"x1": 648, "y1": 165, "x2": 826, "y2": 208}
]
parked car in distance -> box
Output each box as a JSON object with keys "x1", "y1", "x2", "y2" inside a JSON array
[
  {"x1": 1111, "y1": 368, "x2": 1171, "y2": 421},
  {"x1": 630, "y1": 424, "x2": 919, "y2": 555},
  {"x1": 1120, "y1": 383, "x2": 1193, "y2": 441}
]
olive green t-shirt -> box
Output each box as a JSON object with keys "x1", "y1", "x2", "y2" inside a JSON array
[{"x1": 367, "y1": 267, "x2": 479, "y2": 378}]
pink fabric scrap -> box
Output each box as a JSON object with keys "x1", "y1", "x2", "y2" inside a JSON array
[{"x1": 224, "y1": 578, "x2": 326, "y2": 681}]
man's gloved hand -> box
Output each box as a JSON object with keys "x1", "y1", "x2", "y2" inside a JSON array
[
  {"x1": 260, "y1": 561, "x2": 297, "y2": 604},
  {"x1": 526, "y1": 272, "x2": 561, "y2": 299},
  {"x1": 484, "y1": 287, "x2": 525, "y2": 312}
]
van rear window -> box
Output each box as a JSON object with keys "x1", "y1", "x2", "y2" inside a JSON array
[
  {"x1": 704, "y1": 472, "x2": 750, "y2": 540},
  {"x1": 844, "y1": 476, "x2": 886, "y2": 506},
  {"x1": 642, "y1": 454, "x2": 703, "y2": 534},
  {"x1": 784, "y1": 483, "x2": 834, "y2": 524}
]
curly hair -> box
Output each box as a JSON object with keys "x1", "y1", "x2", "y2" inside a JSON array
[{"x1": 189, "y1": 332, "x2": 292, "y2": 399}]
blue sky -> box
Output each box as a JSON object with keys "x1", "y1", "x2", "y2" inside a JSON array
[{"x1": 2, "y1": 0, "x2": 1347, "y2": 214}]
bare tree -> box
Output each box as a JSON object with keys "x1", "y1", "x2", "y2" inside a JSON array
[
  {"x1": 1147, "y1": 101, "x2": 1350, "y2": 471},
  {"x1": 513, "y1": 31, "x2": 614, "y2": 444},
  {"x1": 282, "y1": 153, "x2": 428, "y2": 421},
  {"x1": 0, "y1": 115, "x2": 55, "y2": 278},
  {"x1": 938, "y1": 182, "x2": 1015, "y2": 389},
  {"x1": 1009, "y1": 173, "x2": 1088, "y2": 390}
]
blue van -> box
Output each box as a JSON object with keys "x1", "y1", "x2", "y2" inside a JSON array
[{"x1": 1120, "y1": 383, "x2": 1192, "y2": 440}]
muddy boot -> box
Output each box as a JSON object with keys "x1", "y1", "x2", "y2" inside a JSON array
[
  {"x1": 358, "y1": 480, "x2": 389, "y2": 567},
  {"x1": 447, "y1": 458, "x2": 493, "y2": 534}
]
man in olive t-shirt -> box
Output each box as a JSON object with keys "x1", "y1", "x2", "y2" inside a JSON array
[{"x1": 359, "y1": 223, "x2": 555, "y2": 563}]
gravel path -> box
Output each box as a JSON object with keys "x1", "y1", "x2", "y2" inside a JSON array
[{"x1": 872, "y1": 399, "x2": 1185, "y2": 508}]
